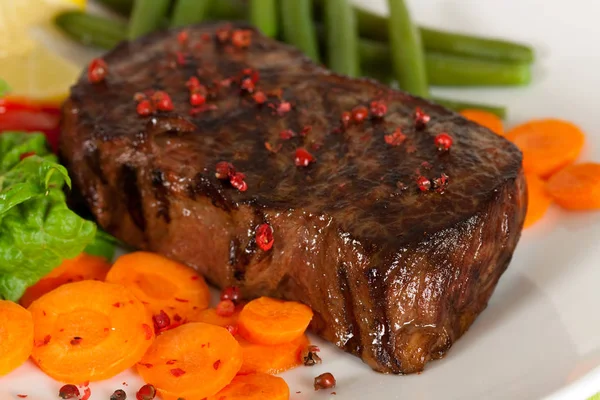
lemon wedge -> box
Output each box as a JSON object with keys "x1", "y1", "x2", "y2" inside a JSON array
[{"x1": 0, "y1": 0, "x2": 86, "y2": 102}]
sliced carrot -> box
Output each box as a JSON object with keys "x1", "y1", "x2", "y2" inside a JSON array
[
  {"x1": 192, "y1": 306, "x2": 242, "y2": 327},
  {"x1": 238, "y1": 297, "x2": 313, "y2": 345},
  {"x1": 506, "y1": 119, "x2": 585, "y2": 178},
  {"x1": 238, "y1": 334, "x2": 309, "y2": 375},
  {"x1": 20, "y1": 254, "x2": 110, "y2": 308},
  {"x1": 105, "y1": 252, "x2": 210, "y2": 324},
  {"x1": 546, "y1": 163, "x2": 600, "y2": 210},
  {"x1": 460, "y1": 109, "x2": 504, "y2": 135},
  {"x1": 137, "y1": 322, "x2": 243, "y2": 400},
  {"x1": 28, "y1": 280, "x2": 154, "y2": 383},
  {"x1": 207, "y1": 373, "x2": 290, "y2": 400},
  {"x1": 524, "y1": 174, "x2": 553, "y2": 228},
  {"x1": 0, "y1": 301, "x2": 34, "y2": 376}
]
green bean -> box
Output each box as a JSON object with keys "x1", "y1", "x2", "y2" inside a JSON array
[
  {"x1": 387, "y1": 0, "x2": 428, "y2": 97},
  {"x1": 171, "y1": 0, "x2": 212, "y2": 27},
  {"x1": 432, "y1": 97, "x2": 506, "y2": 118},
  {"x1": 250, "y1": 0, "x2": 278, "y2": 38},
  {"x1": 420, "y1": 28, "x2": 534, "y2": 64},
  {"x1": 95, "y1": 0, "x2": 134, "y2": 16},
  {"x1": 54, "y1": 11, "x2": 127, "y2": 49},
  {"x1": 359, "y1": 38, "x2": 531, "y2": 87},
  {"x1": 128, "y1": 0, "x2": 170, "y2": 40},
  {"x1": 207, "y1": 0, "x2": 247, "y2": 20},
  {"x1": 280, "y1": 0, "x2": 320, "y2": 62},
  {"x1": 324, "y1": 0, "x2": 360, "y2": 77},
  {"x1": 426, "y1": 53, "x2": 531, "y2": 86}
]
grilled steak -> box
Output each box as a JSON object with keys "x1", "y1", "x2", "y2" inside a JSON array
[{"x1": 60, "y1": 22, "x2": 526, "y2": 374}]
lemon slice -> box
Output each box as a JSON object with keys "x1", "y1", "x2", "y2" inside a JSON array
[{"x1": 0, "y1": 0, "x2": 86, "y2": 102}]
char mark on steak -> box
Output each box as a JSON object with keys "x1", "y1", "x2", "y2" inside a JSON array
[{"x1": 60, "y1": 22, "x2": 526, "y2": 374}]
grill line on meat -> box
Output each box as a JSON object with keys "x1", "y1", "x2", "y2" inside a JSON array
[{"x1": 60, "y1": 22, "x2": 527, "y2": 374}]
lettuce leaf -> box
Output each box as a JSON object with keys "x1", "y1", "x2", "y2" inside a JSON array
[
  {"x1": 84, "y1": 229, "x2": 121, "y2": 262},
  {"x1": 0, "y1": 132, "x2": 96, "y2": 301}
]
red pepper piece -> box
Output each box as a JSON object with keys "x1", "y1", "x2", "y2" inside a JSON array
[
  {"x1": 370, "y1": 101, "x2": 388, "y2": 118},
  {"x1": 229, "y1": 172, "x2": 248, "y2": 192},
  {"x1": 190, "y1": 92, "x2": 206, "y2": 106},
  {"x1": 414, "y1": 107, "x2": 431, "y2": 129},
  {"x1": 252, "y1": 91, "x2": 267, "y2": 104},
  {"x1": 220, "y1": 286, "x2": 241, "y2": 303},
  {"x1": 384, "y1": 128, "x2": 406, "y2": 147},
  {"x1": 341, "y1": 111, "x2": 352, "y2": 128},
  {"x1": 434, "y1": 132, "x2": 453, "y2": 151},
  {"x1": 231, "y1": 29, "x2": 252, "y2": 48},
  {"x1": 215, "y1": 161, "x2": 235, "y2": 179},
  {"x1": 136, "y1": 100, "x2": 154, "y2": 116},
  {"x1": 417, "y1": 176, "x2": 431, "y2": 192},
  {"x1": 255, "y1": 223, "x2": 274, "y2": 251},
  {"x1": 295, "y1": 148, "x2": 315, "y2": 167},
  {"x1": 351, "y1": 106, "x2": 369, "y2": 123},
  {"x1": 216, "y1": 300, "x2": 236, "y2": 317},
  {"x1": 88, "y1": 58, "x2": 108, "y2": 83}
]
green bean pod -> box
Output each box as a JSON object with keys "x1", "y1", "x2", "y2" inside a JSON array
[
  {"x1": 426, "y1": 53, "x2": 531, "y2": 86},
  {"x1": 95, "y1": 0, "x2": 134, "y2": 16},
  {"x1": 280, "y1": 0, "x2": 320, "y2": 62},
  {"x1": 171, "y1": 0, "x2": 212, "y2": 27},
  {"x1": 54, "y1": 11, "x2": 127, "y2": 49},
  {"x1": 250, "y1": 0, "x2": 278, "y2": 38},
  {"x1": 128, "y1": 0, "x2": 170, "y2": 40},
  {"x1": 359, "y1": 39, "x2": 531, "y2": 87},
  {"x1": 324, "y1": 0, "x2": 360, "y2": 77},
  {"x1": 387, "y1": 0, "x2": 429, "y2": 97},
  {"x1": 207, "y1": 0, "x2": 247, "y2": 20},
  {"x1": 420, "y1": 27, "x2": 534, "y2": 64}
]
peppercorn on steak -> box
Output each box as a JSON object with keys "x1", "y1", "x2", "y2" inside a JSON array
[{"x1": 60, "y1": 22, "x2": 526, "y2": 374}]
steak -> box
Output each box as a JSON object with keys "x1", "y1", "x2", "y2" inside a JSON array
[{"x1": 60, "y1": 22, "x2": 526, "y2": 374}]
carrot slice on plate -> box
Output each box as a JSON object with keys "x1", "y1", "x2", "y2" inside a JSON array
[
  {"x1": 524, "y1": 174, "x2": 553, "y2": 228},
  {"x1": 238, "y1": 297, "x2": 313, "y2": 345},
  {"x1": 506, "y1": 119, "x2": 585, "y2": 178},
  {"x1": 28, "y1": 280, "x2": 154, "y2": 383},
  {"x1": 192, "y1": 306, "x2": 241, "y2": 327},
  {"x1": 137, "y1": 322, "x2": 243, "y2": 400},
  {"x1": 0, "y1": 301, "x2": 34, "y2": 376},
  {"x1": 105, "y1": 252, "x2": 210, "y2": 323},
  {"x1": 546, "y1": 163, "x2": 600, "y2": 210},
  {"x1": 20, "y1": 254, "x2": 110, "y2": 308},
  {"x1": 238, "y1": 334, "x2": 309, "y2": 374},
  {"x1": 460, "y1": 109, "x2": 504, "y2": 135},
  {"x1": 207, "y1": 372, "x2": 290, "y2": 400}
]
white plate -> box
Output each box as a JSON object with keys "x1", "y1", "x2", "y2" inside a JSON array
[{"x1": 2, "y1": 0, "x2": 600, "y2": 399}]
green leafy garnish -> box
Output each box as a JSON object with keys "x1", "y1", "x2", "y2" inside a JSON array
[{"x1": 0, "y1": 132, "x2": 96, "y2": 301}]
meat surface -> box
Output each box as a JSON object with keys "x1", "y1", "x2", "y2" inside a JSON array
[{"x1": 60, "y1": 22, "x2": 527, "y2": 374}]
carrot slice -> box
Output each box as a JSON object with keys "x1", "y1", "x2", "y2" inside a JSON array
[
  {"x1": 0, "y1": 301, "x2": 34, "y2": 376},
  {"x1": 460, "y1": 109, "x2": 504, "y2": 135},
  {"x1": 137, "y1": 322, "x2": 243, "y2": 400},
  {"x1": 105, "y1": 252, "x2": 210, "y2": 323},
  {"x1": 546, "y1": 163, "x2": 600, "y2": 210},
  {"x1": 524, "y1": 174, "x2": 553, "y2": 228},
  {"x1": 238, "y1": 297, "x2": 313, "y2": 345},
  {"x1": 506, "y1": 119, "x2": 585, "y2": 178},
  {"x1": 238, "y1": 334, "x2": 309, "y2": 375},
  {"x1": 192, "y1": 306, "x2": 241, "y2": 327},
  {"x1": 20, "y1": 254, "x2": 110, "y2": 308},
  {"x1": 28, "y1": 280, "x2": 154, "y2": 383},
  {"x1": 207, "y1": 373, "x2": 290, "y2": 400}
]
